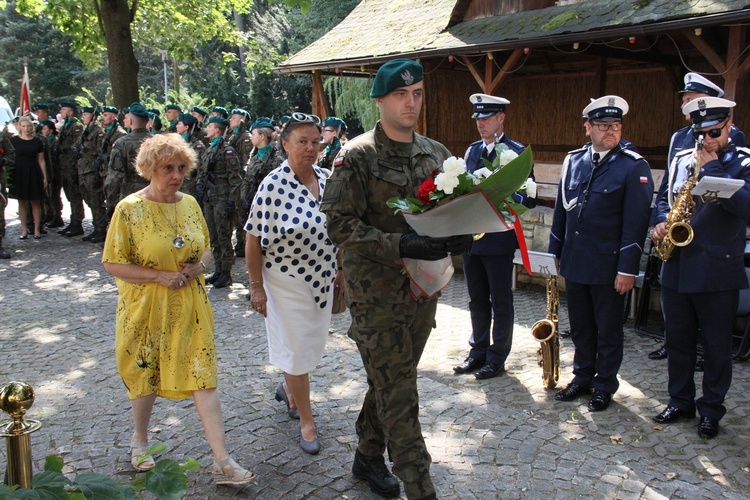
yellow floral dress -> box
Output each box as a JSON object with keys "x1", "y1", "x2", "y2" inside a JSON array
[{"x1": 102, "y1": 193, "x2": 215, "y2": 400}]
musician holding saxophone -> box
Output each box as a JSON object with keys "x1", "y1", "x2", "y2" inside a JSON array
[
  {"x1": 651, "y1": 97, "x2": 750, "y2": 439},
  {"x1": 549, "y1": 96, "x2": 653, "y2": 412}
]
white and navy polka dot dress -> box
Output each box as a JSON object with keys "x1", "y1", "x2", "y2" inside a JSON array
[{"x1": 245, "y1": 162, "x2": 337, "y2": 374}]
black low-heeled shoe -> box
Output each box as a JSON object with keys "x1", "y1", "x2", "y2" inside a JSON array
[
  {"x1": 19, "y1": 234, "x2": 27, "y2": 240},
  {"x1": 274, "y1": 383, "x2": 300, "y2": 419}
]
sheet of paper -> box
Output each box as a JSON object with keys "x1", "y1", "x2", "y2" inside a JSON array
[
  {"x1": 694, "y1": 176, "x2": 744, "y2": 199},
  {"x1": 403, "y1": 190, "x2": 511, "y2": 237}
]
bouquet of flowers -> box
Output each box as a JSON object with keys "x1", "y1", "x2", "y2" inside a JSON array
[{"x1": 387, "y1": 145, "x2": 535, "y2": 299}]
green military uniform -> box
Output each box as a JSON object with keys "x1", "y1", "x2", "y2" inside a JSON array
[
  {"x1": 182, "y1": 134, "x2": 206, "y2": 198},
  {"x1": 58, "y1": 115, "x2": 85, "y2": 231},
  {"x1": 321, "y1": 122, "x2": 451, "y2": 500},
  {"x1": 76, "y1": 118, "x2": 106, "y2": 239},
  {"x1": 0, "y1": 130, "x2": 16, "y2": 258},
  {"x1": 104, "y1": 128, "x2": 151, "y2": 205},
  {"x1": 41, "y1": 129, "x2": 63, "y2": 227},
  {"x1": 240, "y1": 144, "x2": 283, "y2": 215},
  {"x1": 97, "y1": 120, "x2": 127, "y2": 220},
  {"x1": 198, "y1": 136, "x2": 242, "y2": 282},
  {"x1": 229, "y1": 113, "x2": 253, "y2": 256}
]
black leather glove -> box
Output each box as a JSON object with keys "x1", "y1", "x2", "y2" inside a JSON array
[
  {"x1": 226, "y1": 200, "x2": 236, "y2": 218},
  {"x1": 399, "y1": 233, "x2": 454, "y2": 261},
  {"x1": 444, "y1": 234, "x2": 474, "y2": 254}
]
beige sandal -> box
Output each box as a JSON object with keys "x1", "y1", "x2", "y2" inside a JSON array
[
  {"x1": 130, "y1": 439, "x2": 156, "y2": 472},
  {"x1": 212, "y1": 456, "x2": 255, "y2": 486}
]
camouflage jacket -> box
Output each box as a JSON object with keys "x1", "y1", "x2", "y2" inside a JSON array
[
  {"x1": 240, "y1": 145, "x2": 283, "y2": 210},
  {"x1": 0, "y1": 130, "x2": 16, "y2": 192},
  {"x1": 228, "y1": 129, "x2": 253, "y2": 168},
  {"x1": 58, "y1": 118, "x2": 84, "y2": 160},
  {"x1": 182, "y1": 135, "x2": 207, "y2": 197},
  {"x1": 77, "y1": 123, "x2": 104, "y2": 174},
  {"x1": 105, "y1": 128, "x2": 151, "y2": 199},
  {"x1": 320, "y1": 122, "x2": 451, "y2": 303},
  {"x1": 199, "y1": 138, "x2": 242, "y2": 201}
]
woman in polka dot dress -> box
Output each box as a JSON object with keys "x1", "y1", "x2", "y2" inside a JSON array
[{"x1": 245, "y1": 113, "x2": 344, "y2": 455}]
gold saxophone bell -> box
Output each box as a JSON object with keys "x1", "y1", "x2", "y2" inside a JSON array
[
  {"x1": 667, "y1": 221, "x2": 694, "y2": 247},
  {"x1": 530, "y1": 275, "x2": 560, "y2": 389}
]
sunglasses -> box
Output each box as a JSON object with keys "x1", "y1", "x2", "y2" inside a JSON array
[
  {"x1": 693, "y1": 121, "x2": 727, "y2": 140},
  {"x1": 591, "y1": 122, "x2": 622, "y2": 132},
  {"x1": 290, "y1": 112, "x2": 321, "y2": 125}
]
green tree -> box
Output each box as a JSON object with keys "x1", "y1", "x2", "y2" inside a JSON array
[{"x1": 17, "y1": 0, "x2": 254, "y2": 108}]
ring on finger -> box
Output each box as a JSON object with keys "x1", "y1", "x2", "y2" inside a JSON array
[{"x1": 179, "y1": 281, "x2": 184, "y2": 286}]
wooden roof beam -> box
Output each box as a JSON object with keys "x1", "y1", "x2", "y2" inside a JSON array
[
  {"x1": 488, "y1": 49, "x2": 523, "y2": 95},
  {"x1": 460, "y1": 55, "x2": 486, "y2": 92}
]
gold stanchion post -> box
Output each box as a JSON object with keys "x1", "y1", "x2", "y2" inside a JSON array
[{"x1": 0, "y1": 381, "x2": 42, "y2": 488}]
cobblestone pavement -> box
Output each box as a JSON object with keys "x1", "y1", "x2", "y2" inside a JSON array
[{"x1": 1, "y1": 201, "x2": 749, "y2": 499}]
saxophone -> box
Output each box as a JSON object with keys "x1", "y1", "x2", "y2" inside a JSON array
[
  {"x1": 530, "y1": 275, "x2": 560, "y2": 389},
  {"x1": 655, "y1": 135, "x2": 703, "y2": 261}
]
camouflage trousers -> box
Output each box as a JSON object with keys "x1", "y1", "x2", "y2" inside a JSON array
[
  {"x1": 204, "y1": 196, "x2": 235, "y2": 273},
  {"x1": 0, "y1": 173, "x2": 6, "y2": 239},
  {"x1": 79, "y1": 172, "x2": 106, "y2": 233},
  {"x1": 349, "y1": 298, "x2": 438, "y2": 500},
  {"x1": 46, "y1": 163, "x2": 63, "y2": 222},
  {"x1": 60, "y1": 160, "x2": 84, "y2": 226}
]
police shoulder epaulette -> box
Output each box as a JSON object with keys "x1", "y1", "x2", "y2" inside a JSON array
[
  {"x1": 736, "y1": 146, "x2": 750, "y2": 156},
  {"x1": 333, "y1": 150, "x2": 347, "y2": 169},
  {"x1": 568, "y1": 146, "x2": 587, "y2": 155},
  {"x1": 620, "y1": 148, "x2": 643, "y2": 161},
  {"x1": 674, "y1": 148, "x2": 693, "y2": 158},
  {"x1": 506, "y1": 138, "x2": 524, "y2": 150}
]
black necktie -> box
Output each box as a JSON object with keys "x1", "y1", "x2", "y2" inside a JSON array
[{"x1": 592, "y1": 152, "x2": 600, "y2": 167}]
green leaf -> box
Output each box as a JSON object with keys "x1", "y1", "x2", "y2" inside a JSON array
[
  {"x1": 471, "y1": 147, "x2": 534, "y2": 210},
  {"x1": 73, "y1": 473, "x2": 134, "y2": 499},
  {"x1": 30, "y1": 470, "x2": 70, "y2": 490},
  {"x1": 179, "y1": 458, "x2": 201, "y2": 472},
  {"x1": 143, "y1": 459, "x2": 189, "y2": 500},
  {"x1": 386, "y1": 197, "x2": 424, "y2": 214},
  {"x1": 43, "y1": 456, "x2": 64, "y2": 474},
  {"x1": 505, "y1": 199, "x2": 528, "y2": 218}
]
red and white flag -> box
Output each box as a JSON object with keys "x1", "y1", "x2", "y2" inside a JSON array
[{"x1": 19, "y1": 65, "x2": 31, "y2": 117}]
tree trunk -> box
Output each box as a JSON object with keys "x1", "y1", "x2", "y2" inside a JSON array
[{"x1": 98, "y1": 0, "x2": 140, "y2": 108}]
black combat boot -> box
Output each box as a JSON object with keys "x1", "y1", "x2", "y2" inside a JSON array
[
  {"x1": 63, "y1": 224, "x2": 84, "y2": 237},
  {"x1": 82, "y1": 231, "x2": 96, "y2": 241},
  {"x1": 46, "y1": 217, "x2": 65, "y2": 229},
  {"x1": 234, "y1": 242, "x2": 244, "y2": 257},
  {"x1": 212, "y1": 272, "x2": 232, "y2": 289},
  {"x1": 0, "y1": 239, "x2": 10, "y2": 259},
  {"x1": 206, "y1": 271, "x2": 221, "y2": 284},
  {"x1": 88, "y1": 231, "x2": 107, "y2": 243},
  {"x1": 352, "y1": 450, "x2": 400, "y2": 498}
]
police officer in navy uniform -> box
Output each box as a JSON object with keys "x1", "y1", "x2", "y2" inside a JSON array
[
  {"x1": 453, "y1": 94, "x2": 536, "y2": 379},
  {"x1": 650, "y1": 97, "x2": 750, "y2": 438},
  {"x1": 549, "y1": 96, "x2": 653, "y2": 412},
  {"x1": 648, "y1": 74, "x2": 746, "y2": 360}
]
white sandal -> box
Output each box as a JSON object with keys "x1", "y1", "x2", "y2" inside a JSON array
[
  {"x1": 212, "y1": 456, "x2": 255, "y2": 486},
  {"x1": 130, "y1": 439, "x2": 156, "y2": 472}
]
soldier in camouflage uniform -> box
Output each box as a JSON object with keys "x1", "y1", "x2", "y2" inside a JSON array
[
  {"x1": 39, "y1": 119, "x2": 62, "y2": 227},
  {"x1": 175, "y1": 113, "x2": 207, "y2": 198},
  {"x1": 196, "y1": 116, "x2": 242, "y2": 288},
  {"x1": 318, "y1": 116, "x2": 347, "y2": 171},
  {"x1": 75, "y1": 106, "x2": 106, "y2": 242},
  {"x1": 321, "y1": 60, "x2": 472, "y2": 500},
  {"x1": 56, "y1": 102, "x2": 85, "y2": 236},
  {"x1": 0, "y1": 129, "x2": 16, "y2": 258},
  {"x1": 104, "y1": 103, "x2": 152, "y2": 209},
  {"x1": 96, "y1": 106, "x2": 127, "y2": 226},
  {"x1": 164, "y1": 104, "x2": 181, "y2": 133},
  {"x1": 190, "y1": 106, "x2": 208, "y2": 145},
  {"x1": 228, "y1": 109, "x2": 253, "y2": 256}
]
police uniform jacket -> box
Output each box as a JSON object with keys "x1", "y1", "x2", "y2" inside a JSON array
[
  {"x1": 321, "y1": 122, "x2": 451, "y2": 303},
  {"x1": 549, "y1": 141, "x2": 654, "y2": 284},
  {"x1": 656, "y1": 143, "x2": 750, "y2": 293},
  {"x1": 77, "y1": 123, "x2": 104, "y2": 175},
  {"x1": 650, "y1": 125, "x2": 746, "y2": 226},
  {"x1": 200, "y1": 138, "x2": 242, "y2": 202},
  {"x1": 464, "y1": 134, "x2": 536, "y2": 255}
]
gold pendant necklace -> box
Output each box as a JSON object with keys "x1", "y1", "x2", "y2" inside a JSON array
[{"x1": 156, "y1": 198, "x2": 185, "y2": 248}]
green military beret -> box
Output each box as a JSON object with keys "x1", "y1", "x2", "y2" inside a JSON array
[
  {"x1": 212, "y1": 106, "x2": 229, "y2": 118},
  {"x1": 209, "y1": 116, "x2": 230, "y2": 127},
  {"x1": 128, "y1": 102, "x2": 150, "y2": 119},
  {"x1": 101, "y1": 105, "x2": 119, "y2": 114},
  {"x1": 31, "y1": 103, "x2": 49, "y2": 111},
  {"x1": 323, "y1": 116, "x2": 347, "y2": 131},
  {"x1": 58, "y1": 101, "x2": 78, "y2": 112},
  {"x1": 165, "y1": 104, "x2": 181, "y2": 112},
  {"x1": 280, "y1": 115, "x2": 291, "y2": 124},
  {"x1": 231, "y1": 108, "x2": 251, "y2": 122},
  {"x1": 250, "y1": 117, "x2": 276, "y2": 131},
  {"x1": 81, "y1": 106, "x2": 100, "y2": 115},
  {"x1": 39, "y1": 119, "x2": 56, "y2": 130},
  {"x1": 147, "y1": 108, "x2": 161, "y2": 116},
  {"x1": 192, "y1": 106, "x2": 208, "y2": 118},
  {"x1": 178, "y1": 113, "x2": 199, "y2": 126},
  {"x1": 370, "y1": 59, "x2": 424, "y2": 98},
  {"x1": 149, "y1": 113, "x2": 163, "y2": 130}
]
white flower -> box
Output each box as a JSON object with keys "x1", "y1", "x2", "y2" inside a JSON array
[
  {"x1": 524, "y1": 177, "x2": 537, "y2": 198},
  {"x1": 442, "y1": 156, "x2": 466, "y2": 177},
  {"x1": 498, "y1": 149, "x2": 519, "y2": 167},
  {"x1": 435, "y1": 171, "x2": 459, "y2": 194}
]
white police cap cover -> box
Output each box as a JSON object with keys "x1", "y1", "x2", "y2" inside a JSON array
[
  {"x1": 470, "y1": 94, "x2": 510, "y2": 119},
  {"x1": 582, "y1": 95, "x2": 629, "y2": 121},
  {"x1": 680, "y1": 73, "x2": 724, "y2": 98},
  {"x1": 682, "y1": 96, "x2": 735, "y2": 129}
]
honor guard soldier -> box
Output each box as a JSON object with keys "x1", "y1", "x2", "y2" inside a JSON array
[
  {"x1": 228, "y1": 108, "x2": 253, "y2": 256},
  {"x1": 40, "y1": 119, "x2": 64, "y2": 228},
  {"x1": 318, "y1": 116, "x2": 347, "y2": 171},
  {"x1": 56, "y1": 101, "x2": 85, "y2": 236},
  {"x1": 321, "y1": 59, "x2": 472, "y2": 500},
  {"x1": 32, "y1": 103, "x2": 50, "y2": 133},
  {"x1": 648, "y1": 73, "x2": 746, "y2": 360},
  {"x1": 0, "y1": 129, "x2": 16, "y2": 258},
  {"x1": 104, "y1": 103, "x2": 152, "y2": 207},
  {"x1": 650, "y1": 98, "x2": 750, "y2": 438},
  {"x1": 96, "y1": 106, "x2": 126, "y2": 228},
  {"x1": 76, "y1": 106, "x2": 107, "y2": 242},
  {"x1": 191, "y1": 106, "x2": 208, "y2": 144},
  {"x1": 148, "y1": 112, "x2": 163, "y2": 134},
  {"x1": 453, "y1": 94, "x2": 537, "y2": 379},
  {"x1": 211, "y1": 106, "x2": 229, "y2": 119},
  {"x1": 164, "y1": 104, "x2": 181, "y2": 132},
  {"x1": 175, "y1": 113, "x2": 207, "y2": 197},
  {"x1": 197, "y1": 116, "x2": 242, "y2": 289},
  {"x1": 549, "y1": 95, "x2": 653, "y2": 412}
]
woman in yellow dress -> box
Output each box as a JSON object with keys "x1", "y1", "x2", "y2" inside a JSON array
[{"x1": 102, "y1": 133, "x2": 253, "y2": 485}]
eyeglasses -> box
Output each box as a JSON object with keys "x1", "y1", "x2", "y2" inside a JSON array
[
  {"x1": 591, "y1": 122, "x2": 622, "y2": 132},
  {"x1": 290, "y1": 112, "x2": 321, "y2": 125},
  {"x1": 693, "y1": 121, "x2": 727, "y2": 140}
]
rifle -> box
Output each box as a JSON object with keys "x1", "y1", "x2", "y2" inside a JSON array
[{"x1": 94, "y1": 128, "x2": 116, "y2": 180}]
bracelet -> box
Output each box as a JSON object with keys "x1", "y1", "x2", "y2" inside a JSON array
[
  {"x1": 251, "y1": 280, "x2": 263, "y2": 285},
  {"x1": 198, "y1": 260, "x2": 206, "y2": 269}
]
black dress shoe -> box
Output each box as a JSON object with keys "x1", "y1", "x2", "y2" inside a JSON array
[
  {"x1": 560, "y1": 329, "x2": 571, "y2": 338},
  {"x1": 453, "y1": 357, "x2": 484, "y2": 374},
  {"x1": 555, "y1": 383, "x2": 593, "y2": 401},
  {"x1": 588, "y1": 390, "x2": 612, "y2": 412},
  {"x1": 474, "y1": 362, "x2": 505, "y2": 380},
  {"x1": 652, "y1": 406, "x2": 695, "y2": 423},
  {"x1": 352, "y1": 450, "x2": 400, "y2": 498},
  {"x1": 648, "y1": 346, "x2": 668, "y2": 360},
  {"x1": 698, "y1": 416, "x2": 720, "y2": 438}
]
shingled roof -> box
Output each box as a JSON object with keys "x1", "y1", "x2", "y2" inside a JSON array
[{"x1": 278, "y1": 0, "x2": 750, "y2": 73}]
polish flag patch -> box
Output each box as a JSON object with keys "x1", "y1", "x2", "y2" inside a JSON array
[
  {"x1": 333, "y1": 156, "x2": 345, "y2": 168},
  {"x1": 640, "y1": 176, "x2": 648, "y2": 183}
]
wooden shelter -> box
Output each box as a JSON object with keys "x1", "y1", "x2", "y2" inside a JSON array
[{"x1": 278, "y1": 0, "x2": 750, "y2": 201}]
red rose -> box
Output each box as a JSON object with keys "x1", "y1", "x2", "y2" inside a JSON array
[{"x1": 417, "y1": 178, "x2": 436, "y2": 204}]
